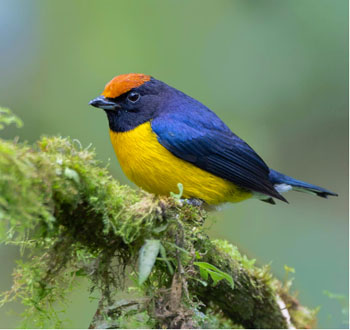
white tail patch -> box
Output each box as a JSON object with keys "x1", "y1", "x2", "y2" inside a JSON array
[{"x1": 274, "y1": 183, "x2": 293, "y2": 194}]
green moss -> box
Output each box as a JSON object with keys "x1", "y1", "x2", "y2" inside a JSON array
[{"x1": 0, "y1": 134, "x2": 202, "y2": 327}]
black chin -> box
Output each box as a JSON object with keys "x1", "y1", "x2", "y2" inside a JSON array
[{"x1": 105, "y1": 108, "x2": 151, "y2": 133}]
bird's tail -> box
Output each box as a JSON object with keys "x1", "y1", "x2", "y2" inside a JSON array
[{"x1": 269, "y1": 169, "x2": 338, "y2": 198}]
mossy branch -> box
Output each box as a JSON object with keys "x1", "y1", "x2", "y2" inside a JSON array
[{"x1": 0, "y1": 121, "x2": 317, "y2": 328}]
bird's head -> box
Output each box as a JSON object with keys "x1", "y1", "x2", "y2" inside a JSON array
[{"x1": 89, "y1": 73, "x2": 169, "y2": 132}]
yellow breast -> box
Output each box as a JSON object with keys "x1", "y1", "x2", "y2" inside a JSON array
[{"x1": 109, "y1": 122, "x2": 252, "y2": 204}]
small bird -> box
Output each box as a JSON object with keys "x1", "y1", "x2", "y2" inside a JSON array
[{"x1": 90, "y1": 73, "x2": 337, "y2": 205}]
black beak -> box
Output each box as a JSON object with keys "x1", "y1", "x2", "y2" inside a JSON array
[{"x1": 89, "y1": 96, "x2": 121, "y2": 111}]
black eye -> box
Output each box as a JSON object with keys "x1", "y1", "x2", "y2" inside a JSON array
[{"x1": 127, "y1": 92, "x2": 140, "y2": 103}]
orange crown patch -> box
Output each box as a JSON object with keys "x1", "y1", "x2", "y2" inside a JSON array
[{"x1": 102, "y1": 73, "x2": 151, "y2": 98}]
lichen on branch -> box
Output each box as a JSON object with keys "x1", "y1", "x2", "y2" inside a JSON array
[{"x1": 0, "y1": 110, "x2": 317, "y2": 329}]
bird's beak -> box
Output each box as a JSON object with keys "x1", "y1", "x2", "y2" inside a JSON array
[{"x1": 89, "y1": 96, "x2": 121, "y2": 111}]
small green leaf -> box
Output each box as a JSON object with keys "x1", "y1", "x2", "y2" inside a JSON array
[
  {"x1": 159, "y1": 243, "x2": 174, "y2": 275},
  {"x1": 170, "y1": 183, "x2": 183, "y2": 199},
  {"x1": 195, "y1": 251, "x2": 202, "y2": 259},
  {"x1": 194, "y1": 261, "x2": 234, "y2": 289},
  {"x1": 284, "y1": 265, "x2": 295, "y2": 274},
  {"x1": 207, "y1": 270, "x2": 222, "y2": 286},
  {"x1": 138, "y1": 239, "x2": 161, "y2": 285},
  {"x1": 199, "y1": 267, "x2": 208, "y2": 281},
  {"x1": 0, "y1": 107, "x2": 23, "y2": 130}
]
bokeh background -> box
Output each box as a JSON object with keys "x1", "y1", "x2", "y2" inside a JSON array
[{"x1": 0, "y1": 0, "x2": 348, "y2": 328}]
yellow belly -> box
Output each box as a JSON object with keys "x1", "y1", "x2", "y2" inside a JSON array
[{"x1": 109, "y1": 122, "x2": 252, "y2": 204}]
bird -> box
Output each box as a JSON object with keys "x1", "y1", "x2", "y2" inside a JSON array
[{"x1": 89, "y1": 73, "x2": 337, "y2": 205}]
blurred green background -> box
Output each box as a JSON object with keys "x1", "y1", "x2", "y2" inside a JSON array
[{"x1": 0, "y1": 0, "x2": 348, "y2": 328}]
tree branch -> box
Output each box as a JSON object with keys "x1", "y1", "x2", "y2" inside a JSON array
[{"x1": 0, "y1": 135, "x2": 317, "y2": 328}]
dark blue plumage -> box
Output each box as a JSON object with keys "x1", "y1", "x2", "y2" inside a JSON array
[
  {"x1": 150, "y1": 79, "x2": 336, "y2": 202},
  {"x1": 151, "y1": 85, "x2": 288, "y2": 201}
]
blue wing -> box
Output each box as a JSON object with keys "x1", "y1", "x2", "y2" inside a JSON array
[{"x1": 151, "y1": 97, "x2": 286, "y2": 202}]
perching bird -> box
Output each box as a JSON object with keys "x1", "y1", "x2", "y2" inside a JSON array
[{"x1": 89, "y1": 73, "x2": 337, "y2": 205}]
